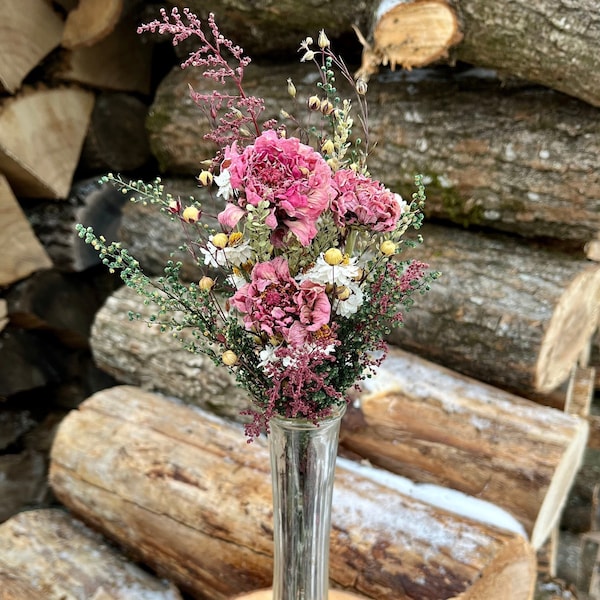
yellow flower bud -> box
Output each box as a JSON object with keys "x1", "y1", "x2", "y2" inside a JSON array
[
  {"x1": 324, "y1": 248, "x2": 343, "y2": 265},
  {"x1": 287, "y1": 78, "x2": 297, "y2": 98},
  {"x1": 199, "y1": 276, "x2": 215, "y2": 291},
  {"x1": 308, "y1": 95, "x2": 321, "y2": 111},
  {"x1": 182, "y1": 206, "x2": 200, "y2": 224},
  {"x1": 197, "y1": 170, "x2": 213, "y2": 186},
  {"x1": 380, "y1": 240, "x2": 397, "y2": 256},
  {"x1": 318, "y1": 29, "x2": 330, "y2": 48},
  {"x1": 321, "y1": 139, "x2": 335, "y2": 155},
  {"x1": 320, "y1": 100, "x2": 334, "y2": 116},
  {"x1": 212, "y1": 233, "x2": 229, "y2": 248},
  {"x1": 222, "y1": 350, "x2": 238, "y2": 366},
  {"x1": 336, "y1": 285, "x2": 351, "y2": 300}
]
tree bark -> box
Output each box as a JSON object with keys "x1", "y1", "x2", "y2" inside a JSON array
[
  {"x1": 0, "y1": 86, "x2": 95, "y2": 199},
  {"x1": 49, "y1": 385, "x2": 537, "y2": 600},
  {"x1": 454, "y1": 0, "x2": 600, "y2": 108},
  {"x1": 24, "y1": 177, "x2": 129, "y2": 272},
  {"x1": 389, "y1": 223, "x2": 600, "y2": 397},
  {"x1": 0, "y1": 0, "x2": 63, "y2": 93},
  {"x1": 0, "y1": 175, "x2": 52, "y2": 287},
  {"x1": 146, "y1": 63, "x2": 600, "y2": 250},
  {"x1": 0, "y1": 508, "x2": 183, "y2": 600},
  {"x1": 340, "y1": 348, "x2": 589, "y2": 550}
]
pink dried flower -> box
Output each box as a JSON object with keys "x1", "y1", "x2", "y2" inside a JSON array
[
  {"x1": 331, "y1": 169, "x2": 405, "y2": 232},
  {"x1": 230, "y1": 256, "x2": 331, "y2": 346},
  {"x1": 218, "y1": 130, "x2": 334, "y2": 246}
]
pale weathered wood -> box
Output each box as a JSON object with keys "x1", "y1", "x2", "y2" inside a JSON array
[
  {"x1": 62, "y1": 0, "x2": 125, "y2": 49},
  {"x1": 0, "y1": 0, "x2": 64, "y2": 93},
  {"x1": 146, "y1": 63, "x2": 600, "y2": 250},
  {"x1": 355, "y1": 0, "x2": 463, "y2": 79},
  {"x1": 0, "y1": 508, "x2": 183, "y2": 600},
  {"x1": 49, "y1": 385, "x2": 537, "y2": 600},
  {"x1": 0, "y1": 87, "x2": 95, "y2": 199},
  {"x1": 390, "y1": 223, "x2": 600, "y2": 398},
  {"x1": 0, "y1": 175, "x2": 52, "y2": 286},
  {"x1": 340, "y1": 348, "x2": 588, "y2": 550},
  {"x1": 51, "y1": 15, "x2": 154, "y2": 94},
  {"x1": 0, "y1": 300, "x2": 8, "y2": 334}
]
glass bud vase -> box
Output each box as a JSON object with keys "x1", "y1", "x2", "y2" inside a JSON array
[{"x1": 268, "y1": 403, "x2": 346, "y2": 600}]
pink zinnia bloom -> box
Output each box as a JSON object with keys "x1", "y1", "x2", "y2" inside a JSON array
[
  {"x1": 331, "y1": 169, "x2": 405, "y2": 232},
  {"x1": 230, "y1": 257, "x2": 331, "y2": 346},
  {"x1": 217, "y1": 130, "x2": 334, "y2": 246}
]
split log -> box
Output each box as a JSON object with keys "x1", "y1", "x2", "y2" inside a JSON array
[
  {"x1": 62, "y1": 0, "x2": 126, "y2": 49},
  {"x1": 50, "y1": 15, "x2": 153, "y2": 95},
  {"x1": 0, "y1": 508, "x2": 183, "y2": 600},
  {"x1": 354, "y1": 0, "x2": 463, "y2": 79},
  {"x1": 0, "y1": 87, "x2": 95, "y2": 199},
  {"x1": 0, "y1": 0, "x2": 63, "y2": 93},
  {"x1": 79, "y1": 92, "x2": 151, "y2": 173},
  {"x1": 340, "y1": 348, "x2": 588, "y2": 550},
  {"x1": 146, "y1": 63, "x2": 600, "y2": 250},
  {"x1": 24, "y1": 177, "x2": 128, "y2": 272},
  {"x1": 389, "y1": 223, "x2": 600, "y2": 398},
  {"x1": 0, "y1": 175, "x2": 52, "y2": 287},
  {"x1": 49, "y1": 385, "x2": 537, "y2": 600},
  {"x1": 0, "y1": 301, "x2": 8, "y2": 334}
]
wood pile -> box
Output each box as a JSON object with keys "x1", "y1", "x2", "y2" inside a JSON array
[{"x1": 1, "y1": 0, "x2": 600, "y2": 599}]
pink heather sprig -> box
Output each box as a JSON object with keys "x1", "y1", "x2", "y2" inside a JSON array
[
  {"x1": 138, "y1": 8, "x2": 266, "y2": 149},
  {"x1": 242, "y1": 337, "x2": 343, "y2": 440}
]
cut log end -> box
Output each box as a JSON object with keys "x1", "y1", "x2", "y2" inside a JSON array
[
  {"x1": 62, "y1": 0, "x2": 124, "y2": 49},
  {"x1": 536, "y1": 268, "x2": 600, "y2": 393},
  {"x1": 355, "y1": 0, "x2": 463, "y2": 81}
]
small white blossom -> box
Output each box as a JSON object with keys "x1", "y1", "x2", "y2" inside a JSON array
[
  {"x1": 214, "y1": 169, "x2": 233, "y2": 199},
  {"x1": 298, "y1": 254, "x2": 361, "y2": 288},
  {"x1": 201, "y1": 238, "x2": 254, "y2": 268},
  {"x1": 334, "y1": 281, "x2": 364, "y2": 317}
]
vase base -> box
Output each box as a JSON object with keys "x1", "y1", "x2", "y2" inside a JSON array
[{"x1": 232, "y1": 590, "x2": 366, "y2": 599}]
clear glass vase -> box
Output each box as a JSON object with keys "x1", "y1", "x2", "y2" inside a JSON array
[{"x1": 268, "y1": 404, "x2": 346, "y2": 600}]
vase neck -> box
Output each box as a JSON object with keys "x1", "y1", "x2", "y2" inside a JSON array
[{"x1": 268, "y1": 405, "x2": 346, "y2": 600}]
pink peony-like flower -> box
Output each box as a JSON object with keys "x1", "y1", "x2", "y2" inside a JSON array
[
  {"x1": 331, "y1": 169, "x2": 405, "y2": 232},
  {"x1": 217, "y1": 130, "x2": 334, "y2": 246},
  {"x1": 230, "y1": 256, "x2": 331, "y2": 346}
]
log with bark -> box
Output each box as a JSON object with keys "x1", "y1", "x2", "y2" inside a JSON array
[
  {"x1": 0, "y1": 508, "x2": 183, "y2": 600},
  {"x1": 90, "y1": 287, "x2": 588, "y2": 547},
  {"x1": 146, "y1": 63, "x2": 600, "y2": 251},
  {"x1": 49, "y1": 385, "x2": 537, "y2": 600},
  {"x1": 340, "y1": 348, "x2": 588, "y2": 550},
  {"x1": 24, "y1": 177, "x2": 129, "y2": 273},
  {"x1": 0, "y1": 0, "x2": 64, "y2": 93},
  {"x1": 97, "y1": 188, "x2": 600, "y2": 401},
  {"x1": 160, "y1": 0, "x2": 600, "y2": 108},
  {"x1": 389, "y1": 223, "x2": 600, "y2": 398},
  {"x1": 0, "y1": 174, "x2": 52, "y2": 287},
  {"x1": 79, "y1": 92, "x2": 151, "y2": 173},
  {"x1": 0, "y1": 86, "x2": 95, "y2": 199}
]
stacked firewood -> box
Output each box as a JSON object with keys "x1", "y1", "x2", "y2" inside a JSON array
[{"x1": 1, "y1": 1, "x2": 600, "y2": 599}]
